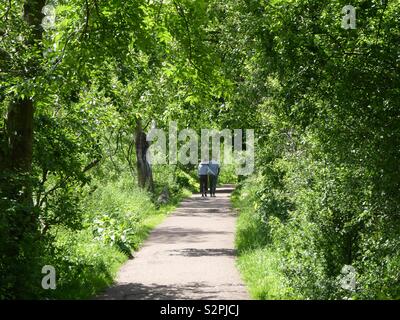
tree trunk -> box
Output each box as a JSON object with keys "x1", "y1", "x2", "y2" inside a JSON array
[
  {"x1": 135, "y1": 119, "x2": 154, "y2": 192},
  {"x1": 0, "y1": 0, "x2": 45, "y2": 298},
  {"x1": 7, "y1": 98, "x2": 34, "y2": 170},
  {"x1": 5, "y1": 97, "x2": 35, "y2": 219},
  {"x1": 3, "y1": 0, "x2": 46, "y2": 204}
]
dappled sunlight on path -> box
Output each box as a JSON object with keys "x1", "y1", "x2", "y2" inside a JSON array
[{"x1": 97, "y1": 185, "x2": 249, "y2": 300}]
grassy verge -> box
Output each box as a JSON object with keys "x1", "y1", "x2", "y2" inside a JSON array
[
  {"x1": 232, "y1": 184, "x2": 292, "y2": 300},
  {"x1": 42, "y1": 178, "x2": 191, "y2": 300}
]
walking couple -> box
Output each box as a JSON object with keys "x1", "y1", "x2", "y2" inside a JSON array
[{"x1": 198, "y1": 160, "x2": 220, "y2": 198}]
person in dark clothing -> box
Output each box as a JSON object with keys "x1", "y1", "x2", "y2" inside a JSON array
[
  {"x1": 208, "y1": 160, "x2": 220, "y2": 197},
  {"x1": 198, "y1": 161, "x2": 209, "y2": 197}
]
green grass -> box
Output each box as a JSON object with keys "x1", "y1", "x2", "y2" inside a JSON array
[
  {"x1": 232, "y1": 184, "x2": 293, "y2": 300},
  {"x1": 237, "y1": 248, "x2": 291, "y2": 300},
  {"x1": 47, "y1": 228, "x2": 127, "y2": 299},
  {"x1": 41, "y1": 179, "x2": 192, "y2": 300}
]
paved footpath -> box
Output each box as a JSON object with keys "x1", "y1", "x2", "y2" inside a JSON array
[{"x1": 97, "y1": 185, "x2": 249, "y2": 300}]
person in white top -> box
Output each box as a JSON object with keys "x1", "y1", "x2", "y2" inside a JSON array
[
  {"x1": 208, "y1": 160, "x2": 220, "y2": 197},
  {"x1": 198, "y1": 161, "x2": 209, "y2": 197}
]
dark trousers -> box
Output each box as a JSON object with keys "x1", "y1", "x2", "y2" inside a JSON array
[
  {"x1": 209, "y1": 175, "x2": 218, "y2": 195},
  {"x1": 199, "y1": 175, "x2": 208, "y2": 195}
]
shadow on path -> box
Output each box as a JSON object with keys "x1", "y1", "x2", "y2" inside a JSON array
[
  {"x1": 101, "y1": 282, "x2": 244, "y2": 300},
  {"x1": 96, "y1": 185, "x2": 249, "y2": 300}
]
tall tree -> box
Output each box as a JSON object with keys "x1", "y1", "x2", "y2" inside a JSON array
[
  {"x1": 0, "y1": 0, "x2": 46, "y2": 298},
  {"x1": 135, "y1": 118, "x2": 154, "y2": 191}
]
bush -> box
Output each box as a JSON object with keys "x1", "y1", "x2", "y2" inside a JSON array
[
  {"x1": 14, "y1": 169, "x2": 191, "y2": 300},
  {"x1": 84, "y1": 175, "x2": 155, "y2": 253},
  {"x1": 218, "y1": 164, "x2": 238, "y2": 185},
  {"x1": 39, "y1": 228, "x2": 126, "y2": 299},
  {"x1": 234, "y1": 138, "x2": 400, "y2": 299}
]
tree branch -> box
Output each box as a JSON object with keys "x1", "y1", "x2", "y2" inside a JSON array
[
  {"x1": 172, "y1": 0, "x2": 209, "y2": 78},
  {"x1": 0, "y1": 0, "x2": 12, "y2": 22},
  {"x1": 38, "y1": 158, "x2": 102, "y2": 207}
]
